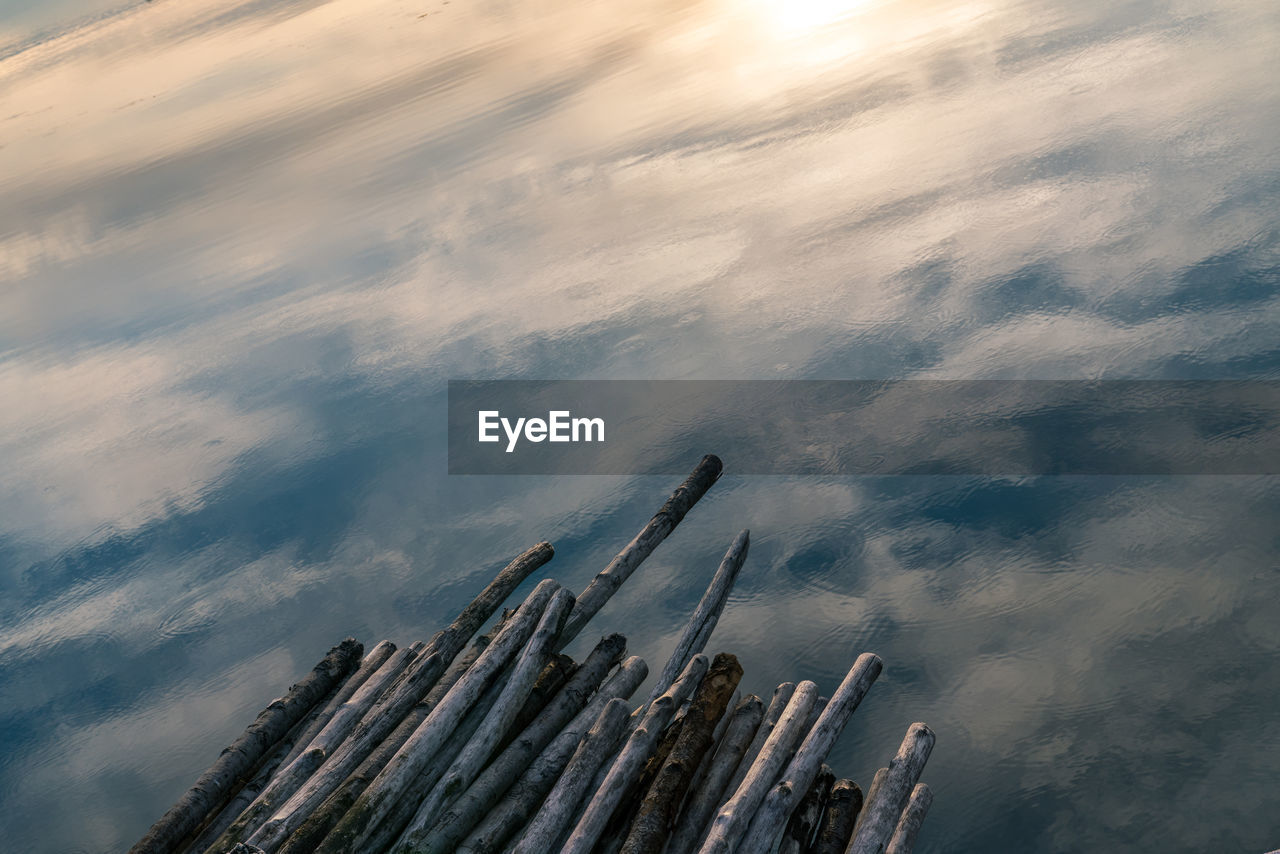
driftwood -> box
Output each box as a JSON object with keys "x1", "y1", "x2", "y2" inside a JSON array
[
  {"x1": 777, "y1": 763, "x2": 832, "y2": 854},
  {"x1": 374, "y1": 588, "x2": 575, "y2": 850},
  {"x1": 810, "y1": 778, "x2": 861, "y2": 854},
  {"x1": 560, "y1": 654, "x2": 709, "y2": 854},
  {"x1": 846, "y1": 724, "x2": 935, "y2": 854},
  {"x1": 559, "y1": 455, "x2": 722, "y2": 647},
  {"x1": 885, "y1": 783, "x2": 933, "y2": 854},
  {"x1": 643, "y1": 531, "x2": 748, "y2": 706},
  {"x1": 738, "y1": 654, "x2": 883, "y2": 852},
  {"x1": 664, "y1": 694, "x2": 764, "y2": 854},
  {"x1": 696, "y1": 680, "x2": 818, "y2": 854},
  {"x1": 621, "y1": 653, "x2": 743, "y2": 854},
  {"x1": 505, "y1": 653, "x2": 576, "y2": 749},
  {"x1": 723, "y1": 682, "x2": 795, "y2": 799},
  {"x1": 509, "y1": 698, "x2": 631, "y2": 853},
  {"x1": 407, "y1": 649, "x2": 644, "y2": 854},
  {"x1": 320, "y1": 580, "x2": 562, "y2": 853},
  {"x1": 210, "y1": 644, "x2": 420, "y2": 849},
  {"x1": 129, "y1": 638, "x2": 363, "y2": 854},
  {"x1": 274, "y1": 616, "x2": 515, "y2": 854},
  {"x1": 248, "y1": 543, "x2": 553, "y2": 852},
  {"x1": 596, "y1": 711, "x2": 688, "y2": 854}
]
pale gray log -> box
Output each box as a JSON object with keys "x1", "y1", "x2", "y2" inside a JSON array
[
  {"x1": 128, "y1": 638, "x2": 362, "y2": 854},
  {"x1": 884, "y1": 783, "x2": 933, "y2": 854},
  {"x1": 447, "y1": 655, "x2": 649, "y2": 854},
  {"x1": 510, "y1": 698, "x2": 631, "y2": 854},
  {"x1": 845, "y1": 724, "x2": 935, "y2": 854},
  {"x1": 664, "y1": 695, "x2": 764, "y2": 854},
  {"x1": 560, "y1": 654, "x2": 709, "y2": 854},
  {"x1": 248, "y1": 542, "x2": 553, "y2": 852},
  {"x1": 723, "y1": 683, "x2": 795, "y2": 799},
  {"x1": 558, "y1": 455, "x2": 722, "y2": 647},
  {"x1": 696, "y1": 680, "x2": 818, "y2": 854},
  {"x1": 317, "y1": 580, "x2": 561, "y2": 854},
  {"x1": 738, "y1": 654, "x2": 883, "y2": 853},
  {"x1": 644, "y1": 530, "x2": 748, "y2": 707}
]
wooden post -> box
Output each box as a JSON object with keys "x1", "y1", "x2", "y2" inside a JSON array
[
  {"x1": 696, "y1": 681, "x2": 818, "y2": 854},
  {"x1": 308, "y1": 580, "x2": 562, "y2": 854},
  {"x1": 723, "y1": 682, "x2": 795, "y2": 799},
  {"x1": 643, "y1": 531, "x2": 748, "y2": 707},
  {"x1": 505, "y1": 654, "x2": 577, "y2": 749},
  {"x1": 558, "y1": 455, "x2": 722, "y2": 647},
  {"x1": 129, "y1": 638, "x2": 363, "y2": 854},
  {"x1": 846, "y1": 724, "x2": 935, "y2": 854},
  {"x1": 664, "y1": 694, "x2": 764, "y2": 854},
  {"x1": 885, "y1": 783, "x2": 932, "y2": 854},
  {"x1": 399, "y1": 648, "x2": 643, "y2": 854},
  {"x1": 777, "y1": 764, "x2": 833, "y2": 854},
  {"x1": 621, "y1": 653, "x2": 744, "y2": 854},
  {"x1": 509, "y1": 698, "x2": 632, "y2": 853},
  {"x1": 560, "y1": 655, "x2": 709, "y2": 854},
  {"x1": 248, "y1": 543, "x2": 553, "y2": 852},
  {"x1": 811, "y1": 779, "x2": 861, "y2": 854},
  {"x1": 738, "y1": 654, "x2": 882, "y2": 853}
]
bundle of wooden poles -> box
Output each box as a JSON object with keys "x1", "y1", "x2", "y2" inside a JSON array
[{"x1": 130, "y1": 455, "x2": 936, "y2": 854}]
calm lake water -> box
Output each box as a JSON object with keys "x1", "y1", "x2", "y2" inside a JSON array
[{"x1": 2, "y1": 0, "x2": 1278, "y2": 851}]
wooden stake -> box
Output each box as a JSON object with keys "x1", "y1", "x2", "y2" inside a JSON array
[
  {"x1": 696, "y1": 680, "x2": 818, "y2": 854},
  {"x1": 558, "y1": 455, "x2": 722, "y2": 647},
  {"x1": 885, "y1": 783, "x2": 932, "y2": 854},
  {"x1": 846, "y1": 724, "x2": 935, "y2": 854},
  {"x1": 723, "y1": 682, "x2": 795, "y2": 799},
  {"x1": 777, "y1": 764, "x2": 832, "y2": 854},
  {"x1": 810, "y1": 779, "x2": 861, "y2": 854},
  {"x1": 129, "y1": 638, "x2": 363, "y2": 854}
]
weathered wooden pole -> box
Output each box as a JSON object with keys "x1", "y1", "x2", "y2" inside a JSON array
[
  {"x1": 560, "y1": 655, "x2": 709, "y2": 854},
  {"x1": 407, "y1": 650, "x2": 645, "y2": 854},
  {"x1": 811, "y1": 779, "x2": 862, "y2": 854},
  {"x1": 739, "y1": 654, "x2": 883, "y2": 853},
  {"x1": 885, "y1": 783, "x2": 933, "y2": 854},
  {"x1": 621, "y1": 653, "x2": 744, "y2": 854},
  {"x1": 643, "y1": 531, "x2": 748, "y2": 707},
  {"x1": 697, "y1": 680, "x2": 819, "y2": 854},
  {"x1": 558, "y1": 455, "x2": 723, "y2": 647},
  {"x1": 247, "y1": 543, "x2": 554, "y2": 852},
  {"x1": 777, "y1": 764, "x2": 833, "y2": 854},
  {"x1": 664, "y1": 694, "x2": 764, "y2": 854},
  {"x1": 509, "y1": 697, "x2": 632, "y2": 854},
  {"x1": 723, "y1": 682, "x2": 795, "y2": 799},
  {"x1": 845, "y1": 724, "x2": 935, "y2": 854},
  {"x1": 129, "y1": 638, "x2": 363, "y2": 854}
]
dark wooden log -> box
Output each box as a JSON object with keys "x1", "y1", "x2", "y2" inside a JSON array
[
  {"x1": 596, "y1": 711, "x2": 688, "y2": 854},
  {"x1": 129, "y1": 638, "x2": 363, "y2": 854},
  {"x1": 778, "y1": 764, "x2": 832, "y2": 854},
  {"x1": 400, "y1": 641, "x2": 638, "y2": 854},
  {"x1": 664, "y1": 694, "x2": 764, "y2": 854},
  {"x1": 559, "y1": 455, "x2": 722, "y2": 647},
  {"x1": 810, "y1": 778, "x2": 861, "y2": 854},
  {"x1": 248, "y1": 543, "x2": 553, "y2": 852},
  {"x1": 273, "y1": 616, "x2": 514, "y2": 854},
  {"x1": 884, "y1": 783, "x2": 932, "y2": 854},
  {"x1": 621, "y1": 653, "x2": 744, "y2": 854},
  {"x1": 846, "y1": 724, "x2": 935, "y2": 854}
]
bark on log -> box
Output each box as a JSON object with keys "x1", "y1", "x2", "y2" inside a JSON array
[
  {"x1": 597, "y1": 712, "x2": 687, "y2": 854},
  {"x1": 505, "y1": 654, "x2": 576, "y2": 750},
  {"x1": 884, "y1": 783, "x2": 932, "y2": 854},
  {"x1": 129, "y1": 638, "x2": 363, "y2": 854},
  {"x1": 811, "y1": 779, "x2": 861, "y2": 854},
  {"x1": 845, "y1": 724, "x2": 935, "y2": 854},
  {"x1": 558, "y1": 455, "x2": 722, "y2": 647},
  {"x1": 248, "y1": 543, "x2": 552, "y2": 852},
  {"x1": 739, "y1": 654, "x2": 883, "y2": 853},
  {"x1": 399, "y1": 644, "x2": 640, "y2": 854},
  {"x1": 643, "y1": 531, "x2": 748, "y2": 707},
  {"x1": 664, "y1": 694, "x2": 764, "y2": 854},
  {"x1": 274, "y1": 617, "x2": 514, "y2": 854},
  {"x1": 723, "y1": 682, "x2": 795, "y2": 799},
  {"x1": 210, "y1": 644, "x2": 419, "y2": 849},
  {"x1": 560, "y1": 655, "x2": 709, "y2": 854},
  {"x1": 315, "y1": 580, "x2": 562, "y2": 854},
  {"x1": 509, "y1": 698, "x2": 632, "y2": 854},
  {"x1": 777, "y1": 764, "x2": 832, "y2": 854},
  {"x1": 377, "y1": 589, "x2": 575, "y2": 850},
  {"x1": 696, "y1": 680, "x2": 818, "y2": 854},
  {"x1": 621, "y1": 653, "x2": 743, "y2": 854}
]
